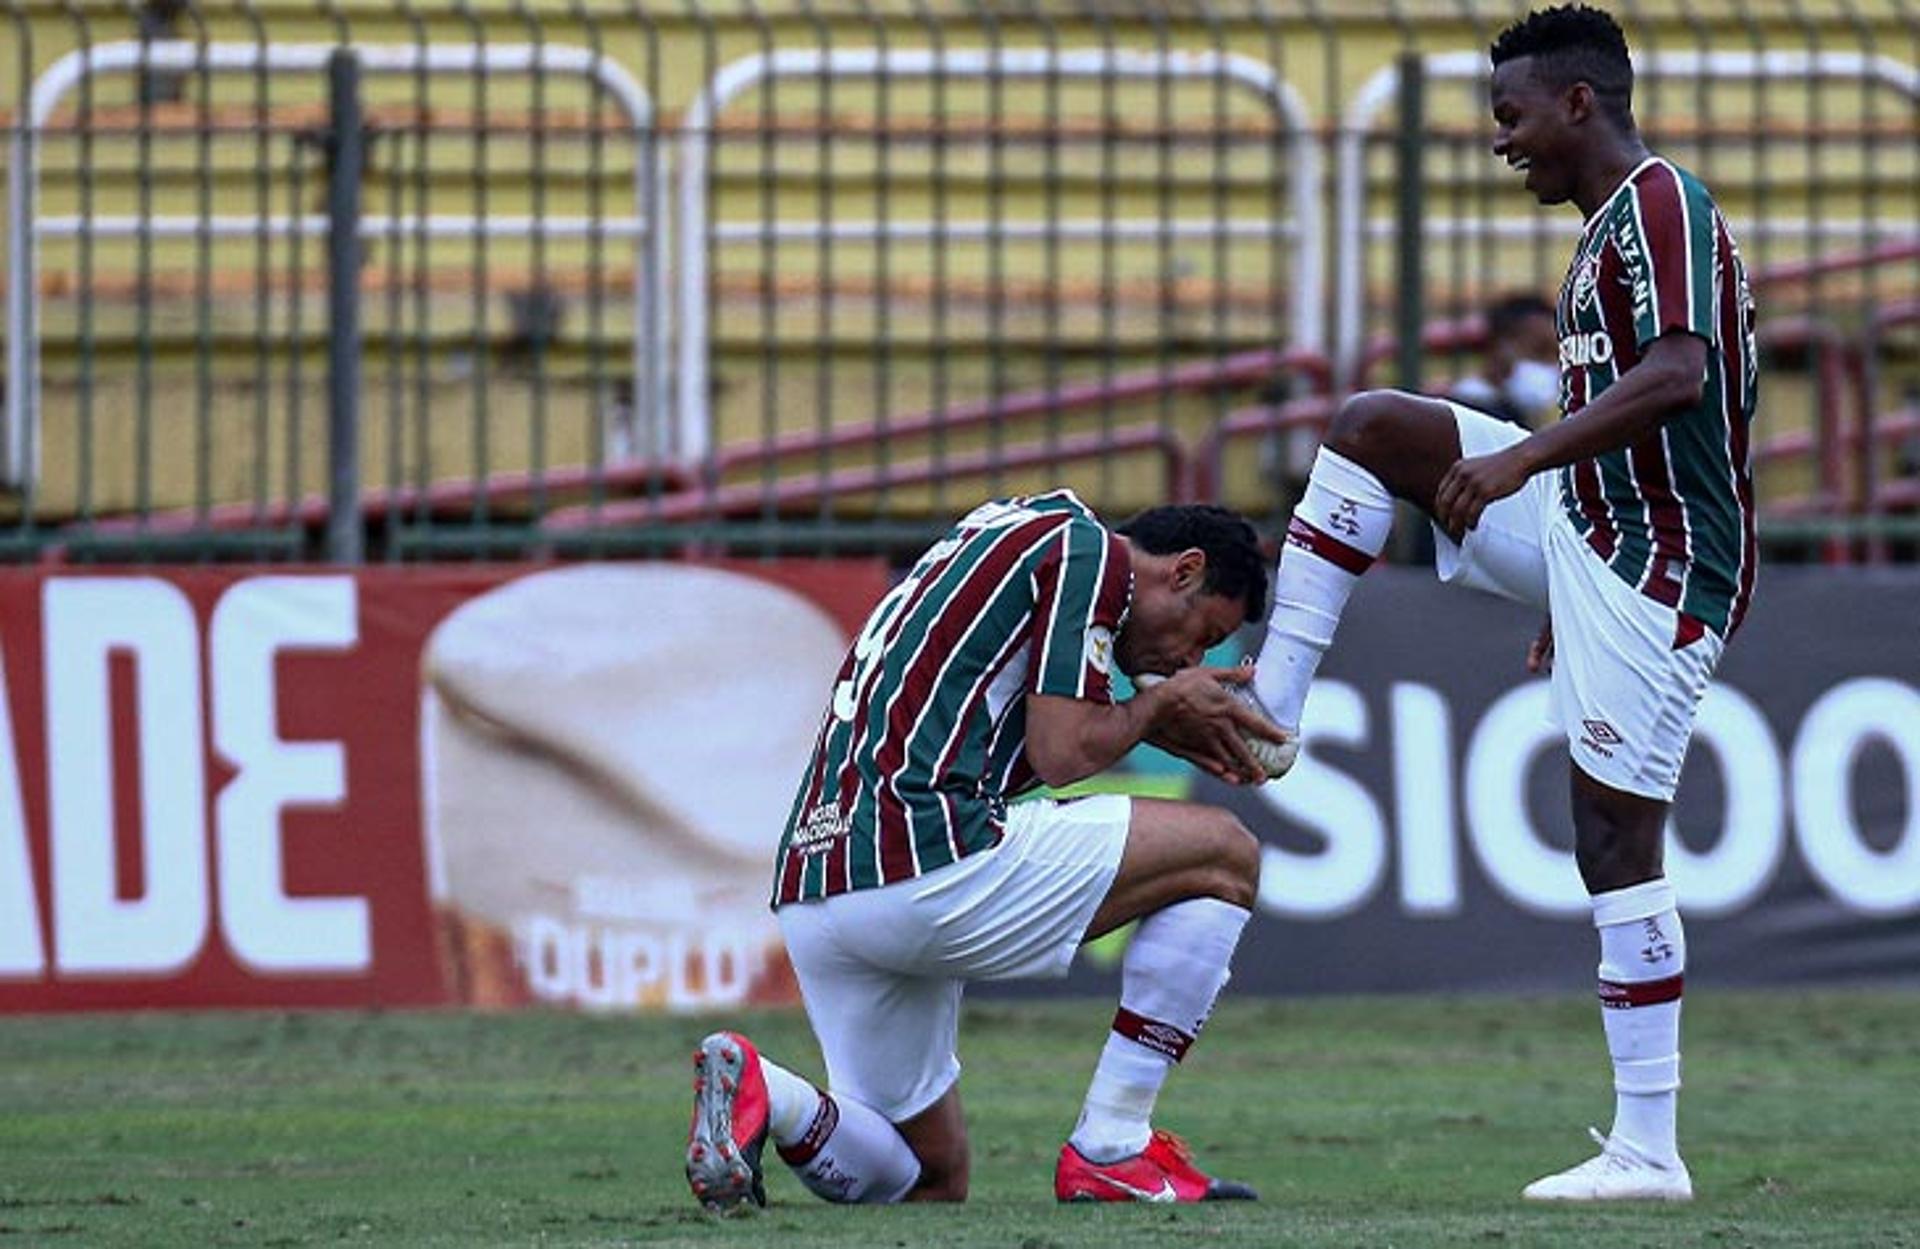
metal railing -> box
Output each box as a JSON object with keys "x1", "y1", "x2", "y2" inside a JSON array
[
  {"x1": 1334, "y1": 47, "x2": 1920, "y2": 383},
  {"x1": 673, "y1": 45, "x2": 1322, "y2": 465},
  {"x1": 2, "y1": 1, "x2": 1915, "y2": 562}
]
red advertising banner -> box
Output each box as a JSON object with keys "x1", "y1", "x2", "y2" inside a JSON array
[{"x1": 0, "y1": 562, "x2": 886, "y2": 1013}]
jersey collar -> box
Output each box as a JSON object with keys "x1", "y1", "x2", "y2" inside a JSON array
[{"x1": 1582, "y1": 154, "x2": 1666, "y2": 235}]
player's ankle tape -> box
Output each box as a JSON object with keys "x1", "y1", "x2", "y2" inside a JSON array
[{"x1": 1614, "y1": 1055, "x2": 1681, "y2": 1094}]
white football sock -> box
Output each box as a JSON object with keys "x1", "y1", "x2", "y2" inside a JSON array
[
  {"x1": 759, "y1": 1055, "x2": 821, "y2": 1145},
  {"x1": 1592, "y1": 878, "x2": 1686, "y2": 1163},
  {"x1": 776, "y1": 1088, "x2": 922, "y2": 1204},
  {"x1": 1254, "y1": 447, "x2": 1395, "y2": 730},
  {"x1": 1070, "y1": 897, "x2": 1250, "y2": 1163}
]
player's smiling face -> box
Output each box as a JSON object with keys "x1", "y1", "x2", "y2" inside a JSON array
[{"x1": 1490, "y1": 56, "x2": 1576, "y2": 206}]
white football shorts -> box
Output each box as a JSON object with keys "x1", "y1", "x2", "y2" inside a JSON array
[
  {"x1": 775, "y1": 793, "x2": 1130, "y2": 1122},
  {"x1": 1433, "y1": 402, "x2": 1724, "y2": 800}
]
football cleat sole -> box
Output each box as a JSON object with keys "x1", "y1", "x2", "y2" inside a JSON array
[{"x1": 685, "y1": 1033, "x2": 767, "y2": 1214}]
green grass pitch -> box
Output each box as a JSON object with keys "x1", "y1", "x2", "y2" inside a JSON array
[{"x1": 2, "y1": 991, "x2": 1916, "y2": 1246}]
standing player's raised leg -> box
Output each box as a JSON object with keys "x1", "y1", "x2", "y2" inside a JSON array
[{"x1": 1252, "y1": 391, "x2": 1462, "y2": 741}]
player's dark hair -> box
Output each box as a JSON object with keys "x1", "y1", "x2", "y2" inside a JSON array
[
  {"x1": 1490, "y1": 5, "x2": 1636, "y2": 132},
  {"x1": 1117, "y1": 505, "x2": 1269, "y2": 625},
  {"x1": 1487, "y1": 291, "x2": 1556, "y2": 338}
]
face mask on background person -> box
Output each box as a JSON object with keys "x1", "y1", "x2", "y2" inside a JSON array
[{"x1": 1504, "y1": 358, "x2": 1563, "y2": 420}]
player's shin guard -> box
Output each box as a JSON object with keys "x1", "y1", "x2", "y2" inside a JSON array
[
  {"x1": 1254, "y1": 447, "x2": 1395, "y2": 730},
  {"x1": 1593, "y1": 879, "x2": 1686, "y2": 1163},
  {"x1": 775, "y1": 1089, "x2": 922, "y2": 1204},
  {"x1": 1070, "y1": 898, "x2": 1251, "y2": 1163}
]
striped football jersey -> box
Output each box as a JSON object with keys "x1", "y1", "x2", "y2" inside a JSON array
[
  {"x1": 1554, "y1": 156, "x2": 1759, "y2": 636},
  {"x1": 772, "y1": 490, "x2": 1133, "y2": 907}
]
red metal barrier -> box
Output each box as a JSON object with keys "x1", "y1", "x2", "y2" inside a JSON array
[
  {"x1": 67, "y1": 460, "x2": 692, "y2": 541},
  {"x1": 1869, "y1": 403, "x2": 1920, "y2": 512},
  {"x1": 543, "y1": 425, "x2": 1191, "y2": 530},
  {"x1": 1752, "y1": 240, "x2": 1920, "y2": 293},
  {"x1": 1188, "y1": 396, "x2": 1340, "y2": 501},
  {"x1": 1865, "y1": 300, "x2": 1920, "y2": 522},
  {"x1": 75, "y1": 348, "x2": 1326, "y2": 546},
  {"x1": 1751, "y1": 319, "x2": 1863, "y2": 518},
  {"x1": 710, "y1": 347, "x2": 1333, "y2": 480},
  {"x1": 1352, "y1": 318, "x2": 1486, "y2": 392}
]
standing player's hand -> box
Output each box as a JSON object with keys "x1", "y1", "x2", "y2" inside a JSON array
[
  {"x1": 1434, "y1": 446, "x2": 1533, "y2": 539},
  {"x1": 1526, "y1": 617, "x2": 1554, "y2": 674}
]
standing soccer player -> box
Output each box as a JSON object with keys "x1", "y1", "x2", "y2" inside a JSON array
[
  {"x1": 686, "y1": 494, "x2": 1291, "y2": 1210},
  {"x1": 1249, "y1": 5, "x2": 1757, "y2": 1201}
]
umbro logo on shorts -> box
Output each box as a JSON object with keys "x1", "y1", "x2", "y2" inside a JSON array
[
  {"x1": 1583, "y1": 719, "x2": 1625, "y2": 745},
  {"x1": 1580, "y1": 719, "x2": 1625, "y2": 758}
]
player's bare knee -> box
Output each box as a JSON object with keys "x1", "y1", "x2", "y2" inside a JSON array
[
  {"x1": 908, "y1": 1155, "x2": 970, "y2": 1202},
  {"x1": 1202, "y1": 810, "x2": 1260, "y2": 908},
  {"x1": 1573, "y1": 842, "x2": 1611, "y2": 892},
  {"x1": 1578, "y1": 845, "x2": 1661, "y2": 895},
  {"x1": 1325, "y1": 389, "x2": 1417, "y2": 465},
  {"x1": 1574, "y1": 824, "x2": 1660, "y2": 890},
  {"x1": 1573, "y1": 792, "x2": 1666, "y2": 891}
]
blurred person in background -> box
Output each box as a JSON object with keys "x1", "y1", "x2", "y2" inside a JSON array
[
  {"x1": 686, "y1": 495, "x2": 1290, "y2": 1210},
  {"x1": 1405, "y1": 292, "x2": 1566, "y2": 564},
  {"x1": 1249, "y1": 4, "x2": 1757, "y2": 1203},
  {"x1": 1452, "y1": 292, "x2": 1564, "y2": 429}
]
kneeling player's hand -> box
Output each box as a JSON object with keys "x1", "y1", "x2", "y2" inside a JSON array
[{"x1": 1140, "y1": 667, "x2": 1280, "y2": 785}]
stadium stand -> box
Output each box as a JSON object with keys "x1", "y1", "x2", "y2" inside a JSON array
[{"x1": 2, "y1": 0, "x2": 1915, "y2": 561}]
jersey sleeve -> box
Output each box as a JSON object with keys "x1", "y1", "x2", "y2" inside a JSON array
[
  {"x1": 1622, "y1": 163, "x2": 1720, "y2": 349},
  {"x1": 1027, "y1": 518, "x2": 1133, "y2": 703}
]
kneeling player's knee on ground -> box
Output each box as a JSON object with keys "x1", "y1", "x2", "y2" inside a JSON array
[{"x1": 910, "y1": 1154, "x2": 969, "y2": 1202}]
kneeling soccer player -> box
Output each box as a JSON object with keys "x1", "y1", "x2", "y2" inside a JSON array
[{"x1": 686, "y1": 494, "x2": 1292, "y2": 1208}]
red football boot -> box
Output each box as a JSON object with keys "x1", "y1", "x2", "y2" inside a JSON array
[
  {"x1": 685, "y1": 1031, "x2": 770, "y2": 1212},
  {"x1": 1055, "y1": 1128, "x2": 1258, "y2": 1203}
]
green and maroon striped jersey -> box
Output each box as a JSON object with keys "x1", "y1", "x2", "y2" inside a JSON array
[
  {"x1": 1554, "y1": 156, "x2": 1759, "y2": 636},
  {"x1": 772, "y1": 491, "x2": 1134, "y2": 907}
]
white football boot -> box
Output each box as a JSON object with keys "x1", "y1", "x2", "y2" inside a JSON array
[
  {"x1": 1132, "y1": 670, "x2": 1300, "y2": 780},
  {"x1": 1522, "y1": 1127, "x2": 1693, "y2": 1202},
  {"x1": 1227, "y1": 680, "x2": 1299, "y2": 780}
]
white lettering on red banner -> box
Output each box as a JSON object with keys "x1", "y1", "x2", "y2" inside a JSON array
[{"x1": 3, "y1": 576, "x2": 367, "y2": 981}]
